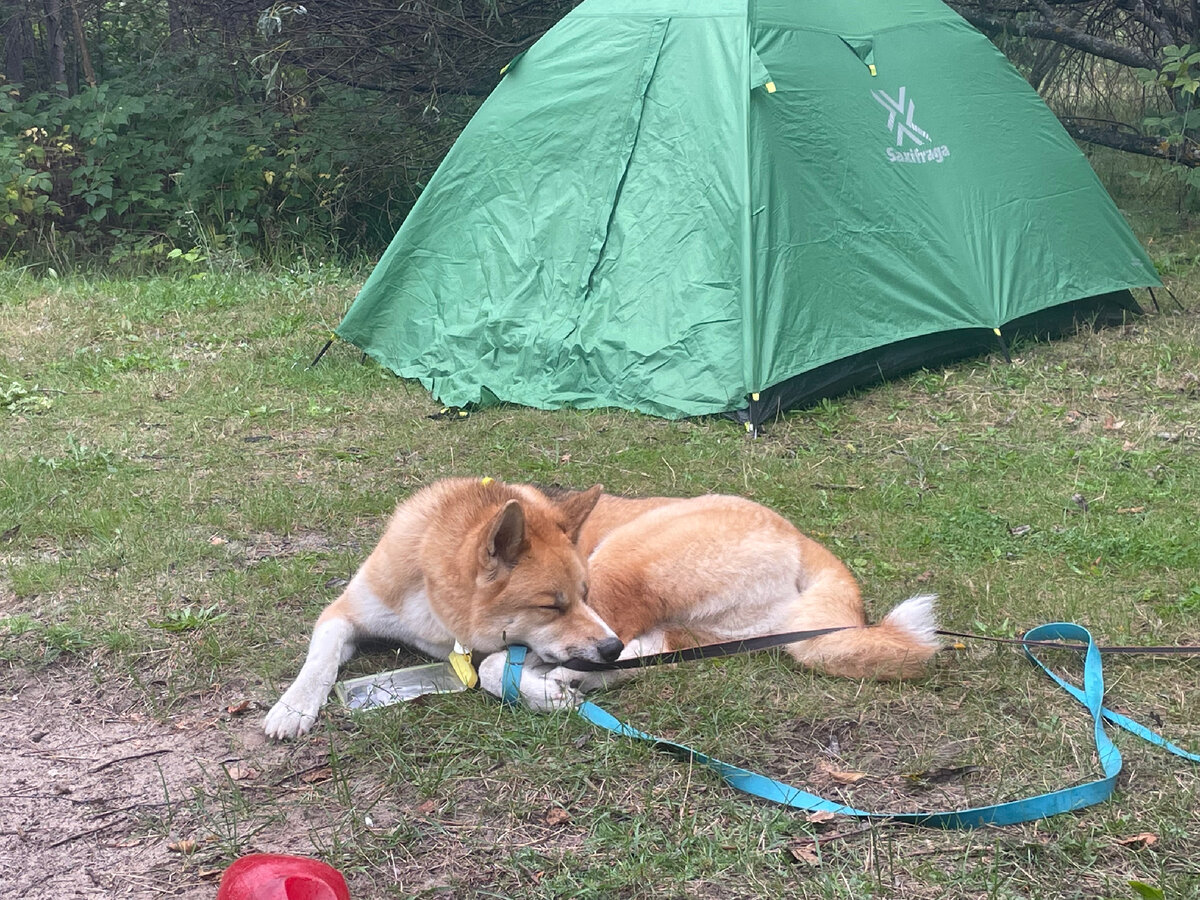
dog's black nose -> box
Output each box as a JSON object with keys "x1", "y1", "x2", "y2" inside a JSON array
[{"x1": 598, "y1": 637, "x2": 624, "y2": 662}]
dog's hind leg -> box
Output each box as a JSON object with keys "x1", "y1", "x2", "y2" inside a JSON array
[{"x1": 264, "y1": 602, "x2": 358, "y2": 740}]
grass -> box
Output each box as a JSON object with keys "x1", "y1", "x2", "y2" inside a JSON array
[{"x1": 1, "y1": 260, "x2": 1199, "y2": 899}]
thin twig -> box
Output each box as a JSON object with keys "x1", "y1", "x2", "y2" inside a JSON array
[
  {"x1": 272, "y1": 759, "x2": 333, "y2": 786},
  {"x1": 88, "y1": 748, "x2": 171, "y2": 774},
  {"x1": 810, "y1": 824, "x2": 878, "y2": 845},
  {"x1": 44, "y1": 818, "x2": 124, "y2": 850}
]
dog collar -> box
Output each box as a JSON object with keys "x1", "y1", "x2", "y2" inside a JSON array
[{"x1": 448, "y1": 641, "x2": 479, "y2": 688}]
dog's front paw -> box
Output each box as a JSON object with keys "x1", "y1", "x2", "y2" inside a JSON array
[
  {"x1": 522, "y1": 677, "x2": 582, "y2": 712},
  {"x1": 263, "y1": 687, "x2": 323, "y2": 740},
  {"x1": 477, "y1": 652, "x2": 582, "y2": 712},
  {"x1": 477, "y1": 652, "x2": 508, "y2": 700}
]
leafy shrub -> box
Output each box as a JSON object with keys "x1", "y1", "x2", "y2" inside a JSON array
[{"x1": 0, "y1": 52, "x2": 455, "y2": 268}]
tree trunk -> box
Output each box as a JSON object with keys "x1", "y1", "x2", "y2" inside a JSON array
[
  {"x1": 2, "y1": 0, "x2": 30, "y2": 87},
  {"x1": 66, "y1": 0, "x2": 94, "y2": 87},
  {"x1": 42, "y1": 0, "x2": 66, "y2": 90},
  {"x1": 167, "y1": 0, "x2": 186, "y2": 51}
]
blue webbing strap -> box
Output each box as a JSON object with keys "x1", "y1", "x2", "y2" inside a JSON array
[
  {"x1": 501, "y1": 623, "x2": 1199, "y2": 828},
  {"x1": 1021, "y1": 624, "x2": 1200, "y2": 765},
  {"x1": 501, "y1": 643, "x2": 526, "y2": 706}
]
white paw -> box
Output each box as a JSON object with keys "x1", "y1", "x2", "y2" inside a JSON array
[
  {"x1": 523, "y1": 677, "x2": 582, "y2": 712},
  {"x1": 263, "y1": 687, "x2": 324, "y2": 740},
  {"x1": 477, "y1": 652, "x2": 582, "y2": 711},
  {"x1": 475, "y1": 652, "x2": 505, "y2": 701}
]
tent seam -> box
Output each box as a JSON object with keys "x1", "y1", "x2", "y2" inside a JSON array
[{"x1": 578, "y1": 19, "x2": 670, "y2": 302}]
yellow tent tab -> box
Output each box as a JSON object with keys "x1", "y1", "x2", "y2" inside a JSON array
[
  {"x1": 868, "y1": 64, "x2": 877, "y2": 76},
  {"x1": 449, "y1": 641, "x2": 478, "y2": 688},
  {"x1": 499, "y1": 49, "x2": 527, "y2": 77},
  {"x1": 765, "y1": 81, "x2": 776, "y2": 93}
]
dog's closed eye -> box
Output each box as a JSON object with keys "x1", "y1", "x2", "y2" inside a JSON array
[{"x1": 540, "y1": 592, "x2": 567, "y2": 613}]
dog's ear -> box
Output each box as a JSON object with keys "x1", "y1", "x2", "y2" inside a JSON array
[
  {"x1": 555, "y1": 484, "x2": 603, "y2": 542},
  {"x1": 480, "y1": 499, "x2": 527, "y2": 571}
]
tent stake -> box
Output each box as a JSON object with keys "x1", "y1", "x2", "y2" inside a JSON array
[
  {"x1": 993, "y1": 327, "x2": 1013, "y2": 364},
  {"x1": 309, "y1": 336, "x2": 335, "y2": 369},
  {"x1": 1153, "y1": 284, "x2": 1186, "y2": 311}
]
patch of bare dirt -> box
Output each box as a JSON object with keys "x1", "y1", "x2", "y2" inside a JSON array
[{"x1": 0, "y1": 666, "x2": 335, "y2": 898}]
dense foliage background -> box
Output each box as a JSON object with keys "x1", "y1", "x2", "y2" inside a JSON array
[
  {"x1": 3, "y1": 0, "x2": 1200, "y2": 268},
  {"x1": 1, "y1": 0, "x2": 576, "y2": 266}
]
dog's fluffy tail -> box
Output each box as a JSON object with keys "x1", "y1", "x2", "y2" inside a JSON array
[{"x1": 792, "y1": 594, "x2": 940, "y2": 681}]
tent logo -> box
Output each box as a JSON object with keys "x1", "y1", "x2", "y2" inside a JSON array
[
  {"x1": 872, "y1": 86, "x2": 928, "y2": 146},
  {"x1": 871, "y1": 86, "x2": 951, "y2": 165}
]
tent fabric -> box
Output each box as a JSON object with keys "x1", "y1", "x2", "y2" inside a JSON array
[{"x1": 337, "y1": 0, "x2": 1160, "y2": 425}]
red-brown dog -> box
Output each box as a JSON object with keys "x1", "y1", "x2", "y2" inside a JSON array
[{"x1": 265, "y1": 478, "x2": 938, "y2": 739}]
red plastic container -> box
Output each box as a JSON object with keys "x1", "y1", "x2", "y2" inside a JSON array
[{"x1": 216, "y1": 853, "x2": 351, "y2": 900}]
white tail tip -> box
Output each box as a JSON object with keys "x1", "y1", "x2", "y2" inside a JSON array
[{"x1": 882, "y1": 593, "x2": 940, "y2": 649}]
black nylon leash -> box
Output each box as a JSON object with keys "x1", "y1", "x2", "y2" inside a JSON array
[
  {"x1": 560, "y1": 626, "x2": 1200, "y2": 673},
  {"x1": 560, "y1": 626, "x2": 853, "y2": 671},
  {"x1": 936, "y1": 628, "x2": 1200, "y2": 656}
]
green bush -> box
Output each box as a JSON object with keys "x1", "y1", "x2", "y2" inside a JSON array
[{"x1": 0, "y1": 55, "x2": 452, "y2": 268}]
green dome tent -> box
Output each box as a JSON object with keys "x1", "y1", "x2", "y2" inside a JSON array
[{"x1": 337, "y1": 0, "x2": 1160, "y2": 430}]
